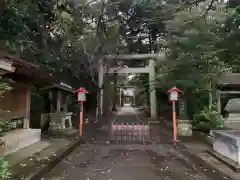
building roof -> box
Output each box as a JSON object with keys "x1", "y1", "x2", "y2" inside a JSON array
[
  {"x1": 0, "y1": 51, "x2": 72, "y2": 91},
  {"x1": 217, "y1": 73, "x2": 240, "y2": 86},
  {"x1": 40, "y1": 82, "x2": 74, "y2": 93},
  {"x1": 0, "y1": 51, "x2": 58, "y2": 84}
]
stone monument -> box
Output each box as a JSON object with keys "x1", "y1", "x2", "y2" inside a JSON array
[
  {"x1": 177, "y1": 98, "x2": 192, "y2": 136},
  {"x1": 210, "y1": 98, "x2": 240, "y2": 170},
  {"x1": 224, "y1": 98, "x2": 240, "y2": 130},
  {"x1": 211, "y1": 129, "x2": 240, "y2": 168}
]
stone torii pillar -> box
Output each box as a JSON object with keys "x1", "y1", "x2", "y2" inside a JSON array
[
  {"x1": 149, "y1": 59, "x2": 157, "y2": 119},
  {"x1": 119, "y1": 88, "x2": 122, "y2": 107},
  {"x1": 112, "y1": 71, "x2": 117, "y2": 111}
]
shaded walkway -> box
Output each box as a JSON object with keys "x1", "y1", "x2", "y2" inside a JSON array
[
  {"x1": 114, "y1": 106, "x2": 147, "y2": 124},
  {"x1": 42, "y1": 106, "x2": 235, "y2": 180},
  {"x1": 42, "y1": 142, "x2": 233, "y2": 180}
]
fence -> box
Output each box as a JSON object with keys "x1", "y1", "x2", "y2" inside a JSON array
[{"x1": 110, "y1": 122, "x2": 150, "y2": 143}]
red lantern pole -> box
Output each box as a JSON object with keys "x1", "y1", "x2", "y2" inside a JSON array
[
  {"x1": 75, "y1": 87, "x2": 88, "y2": 137},
  {"x1": 172, "y1": 100, "x2": 177, "y2": 141},
  {"x1": 80, "y1": 101, "x2": 84, "y2": 136},
  {"x1": 168, "y1": 87, "x2": 183, "y2": 142}
]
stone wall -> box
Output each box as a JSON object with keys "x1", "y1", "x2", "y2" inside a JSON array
[{"x1": 0, "y1": 129, "x2": 41, "y2": 156}]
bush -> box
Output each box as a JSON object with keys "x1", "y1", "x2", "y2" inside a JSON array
[
  {"x1": 192, "y1": 106, "x2": 224, "y2": 132},
  {"x1": 0, "y1": 78, "x2": 12, "y2": 179},
  {"x1": 0, "y1": 116, "x2": 13, "y2": 180},
  {"x1": 0, "y1": 158, "x2": 11, "y2": 180}
]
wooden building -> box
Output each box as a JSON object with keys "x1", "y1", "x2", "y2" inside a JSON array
[{"x1": 0, "y1": 51, "x2": 73, "y2": 156}]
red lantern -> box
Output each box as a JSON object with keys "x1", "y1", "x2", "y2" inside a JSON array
[
  {"x1": 167, "y1": 87, "x2": 183, "y2": 142},
  {"x1": 74, "y1": 87, "x2": 88, "y2": 136},
  {"x1": 168, "y1": 87, "x2": 182, "y2": 102},
  {"x1": 75, "y1": 87, "x2": 88, "y2": 102}
]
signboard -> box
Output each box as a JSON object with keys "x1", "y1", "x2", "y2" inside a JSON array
[
  {"x1": 78, "y1": 93, "x2": 86, "y2": 102},
  {"x1": 168, "y1": 87, "x2": 182, "y2": 102},
  {"x1": 75, "y1": 87, "x2": 88, "y2": 102},
  {"x1": 169, "y1": 91, "x2": 178, "y2": 101},
  {"x1": 74, "y1": 87, "x2": 88, "y2": 137}
]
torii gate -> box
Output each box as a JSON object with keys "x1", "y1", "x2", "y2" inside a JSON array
[
  {"x1": 118, "y1": 86, "x2": 136, "y2": 106},
  {"x1": 98, "y1": 53, "x2": 165, "y2": 119}
]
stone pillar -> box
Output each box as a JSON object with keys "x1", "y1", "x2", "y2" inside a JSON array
[
  {"x1": 133, "y1": 93, "x2": 136, "y2": 106},
  {"x1": 56, "y1": 91, "x2": 61, "y2": 112},
  {"x1": 178, "y1": 98, "x2": 188, "y2": 119},
  {"x1": 119, "y1": 88, "x2": 122, "y2": 107},
  {"x1": 216, "y1": 91, "x2": 221, "y2": 114},
  {"x1": 112, "y1": 72, "x2": 117, "y2": 111},
  {"x1": 63, "y1": 95, "x2": 69, "y2": 112},
  {"x1": 49, "y1": 92, "x2": 53, "y2": 113},
  {"x1": 103, "y1": 74, "x2": 111, "y2": 114},
  {"x1": 98, "y1": 60, "x2": 104, "y2": 115},
  {"x1": 149, "y1": 59, "x2": 157, "y2": 119},
  {"x1": 177, "y1": 98, "x2": 192, "y2": 136},
  {"x1": 144, "y1": 92, "x2": 148, "y2": 108}
]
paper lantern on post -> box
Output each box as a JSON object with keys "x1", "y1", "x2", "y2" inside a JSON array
[
  {"x1": 75, "y1": 87, "x2": 88, "y2": 102},
  {"x1": 74, "y1": 87, "x2": 88, "y2": 137},
  {"x1": 167, "y1": 86, "x2": 183, "y2": 142},
  {"x1": 168, "y1": 87, "x2": 182, "y2": 102}
]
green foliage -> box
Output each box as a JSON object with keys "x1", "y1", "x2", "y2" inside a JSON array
[
  {"x1": 0, "y1": 120, "x2": 12, "y2": 136},
  {"x1": 0, "y1": 123, "x2": 11, "y2": 178},
  {"x1": 148, "y1": 1, "x2": 239, "y2": 123},
  {"x1": 0, "y1": 80, "x2": 12, "y2": 179},
  {"x1": 0, "y1": 78, "x2": 12, "y2": 99},
  {"x1": 0, "y1": 158, "x2": 11, "y2": 180},
  {"x1": 160, "y1": 2, "x2": 232, "y2": 91},
  {"x1": 0, "y1": 0, "x2": 239, "y2": 132},
  {"x1": 185, "y1": 91, "x2": 210, "y2": 120},
  {"x1": 0, "y1": 78, "x2": 13, "y2": 137},
  {"x1": 192, "y1": 106, "x2": 224, "y2": 132}
]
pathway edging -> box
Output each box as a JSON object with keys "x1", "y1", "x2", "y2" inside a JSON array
[
  {"x1": 180, "y1": 147, "x2": 236, "y2": 180},
  {"x1": 23, "y1": 138, "x2": 84, "y2": 180}
]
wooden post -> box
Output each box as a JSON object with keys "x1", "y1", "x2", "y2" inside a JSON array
[
  {"x1": 57, "y1": 91, "x2": 61, "y2": 112},
  {"x1": 24, "y1": 86, "x2": 31, "y2": 129}
]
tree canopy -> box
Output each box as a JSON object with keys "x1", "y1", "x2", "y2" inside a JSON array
[{"x1": 1, "y1": 0, "x2": 240, "y2": 112}]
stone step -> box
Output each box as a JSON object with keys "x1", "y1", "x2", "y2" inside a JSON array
[{"x1": 1, "y1": 129, "x2": 41, "y2": 156}]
